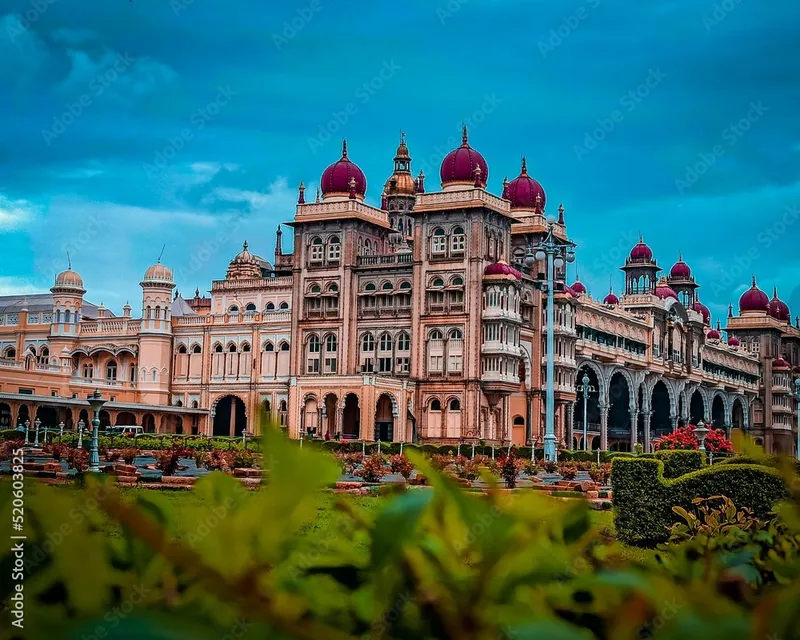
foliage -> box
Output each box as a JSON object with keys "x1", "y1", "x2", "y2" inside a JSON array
[
  {"x1": 228, "y1": 449, "x2": 257, "y2": 469},
  {"x1": 1, "y1": 440, "x2": 19, "y2": 460},
  {"x1": 0, "y1": 429, "x2": 24, "y2": 442},
  {"x1": 388, "y1": 454, "x2": 413, "y2": 479},
  {"x1": 654, "y1": 449, "x2": 706, "y2": 479},
  {"x1": 452, "y1": 455, "x2": 480, "y2": 481},
  {"x1": 612, "y1": 456, "x2": 789, "y2": 545},
  {"x1": 588, "y1": 463, "x2": 611, "y2": 485},
  {"x1": 65, "y1": 446, "x2": 89, "y2": 472},
  {"x1": 153, "y1": 447, "x2": 190, "y2": 476},
  {"x1": 717, "y1": 455, "x2": 800, "y2": 474},
  {"x1": 543, "y1": 459, "x2": 558, "y2": 473},
  {"x1": 335, "y1": 452, "x2": 364, "y2": 475},
  {"x1": 4, "y1": 425, "x2": 800, "y2": 639},
  {"x1": 354, "y1": 452, "x2": 387, "y2": 483},
  {"x1": 499, "y1": 453, "x2": 524, "y2": 488},
  {"x1": 429, "y1": 454, "x2": 454, "y2": 471},
  {"x1": 105, "y1": 449, "x2": 121, "y2": 463},
  {"x1": 119, "y1": 447, "x2": 139, "y2": 465},
  {"x1": 198, "y1": 449, "x2": 228, "y2": 471},
  {"x1": 656, "y1": 424, "x2": 733, "y2": 453},
  {"x1": 558, "y1": 462, "x2": 578, "y2": 480}
]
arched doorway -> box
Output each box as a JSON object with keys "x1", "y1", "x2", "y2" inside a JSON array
[
  {"x1": 342, "y1": 394, "x2": 360, "y2": 439},
  {"x1": 302, "y1": 397, "x2": 319, "y2": 437},
  {"x1": 0, "y1": 403, "x2": 11, "y2": 429},
  {"x1": 689, "y1": 390, "x2": 705, "y2": 424},
  {"x1": 607, "y1": 372, "x2": 631, "y2": 451},
  {"x1": 651, "y1": 381, "x2": 671, "y2": 439},
  {"x1": 36, "y1": 406, "x2": 59, "y2": 428},
  {"x1": 573, "y1": 366, "x2": 600, "y2": 450},
  {"x1": 116, "y1": 411, "x2": 136, "y2": 426},
  {"x1": 17, "y1": 405, "x2": 30, "y2": 427},
  {"x1": 324, "y1": 394, "x2": 337, "y2": 437},
  {"x1": 732, "y1": 398, "x2": 745, "y2": 430},
  {"x1": 212, "y1": 396, "x2": 246, "y2": 437},
  {"x1": 78, "y1": 409, "x2": 89, "y2": 430},
  {"x1": 375, "y1": 394, "x2": 394, "y2": 441},
  {"x1": 142, "y1": 413, "x2": 156, "y2": 433},
  {"x1": 99, "y1": 410, "x2": 111, "y2": 429},
  {"x1": 711, "y1": 395, "x2": 725, "y2": 431}
]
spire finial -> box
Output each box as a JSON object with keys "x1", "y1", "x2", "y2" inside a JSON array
[
  {"x1": 461, "y1": 124, "x2": 468, "y2": 146},
  {"x1": 678, "y1": 251, "x2": 682, "y2": 262},
  {"x1": 501, "y1": 176, "x2": 509, "y2": 199},
  {"x1": 557, "y1": 203, "x2": 565, "y2": 224},
  {"x1": 728, "y1": 303, "x2": 733, "y2": 318},
  {"x1": 297, "y1": 181, "x2": 306, "y2": 204},
  {"x1": 773, "y1": 286, "x2": 778, "y2": 298},
  {"x1": 639, "y1": 232, "x2": 643, "y2": 243},
  {"x1": 751, "y1": 275, "x2": 757, "y2": 287},
  {"x1": 341, "y1": 139, "x2": 348, "y2": 158},
  {"x1": 716, "y1": 319, "x2": 721, "y2": 331},
  {"x1": 575, "y1": 257, "x2": 580, "y2": 281},
  {"x1": 195, "y1": 288, "x2": 200, "y2": 297},
  {"x1": 348, "y1": 176, "x2": 357, "y2": 199},
  {"x1": 521, "y1": 156, "x2": 527, "y2": 174},
  {"x1": 315, "y1": 187, "x2": 320, "y2": 203},
  {"x1": 243, "y1": 240, "x2": 248, "y2": 251},
  {"x1": 157, "y1": 245, "x2": 165, "y2": 264},
  {"x1": 66, "y1": 251, "x2": 72, "y2": 270},
  {"x1": 400, "y1": 130, "x2": 406, "y2": 145},
  {"x1": 473, "y1": 164, "x2": 482, "y2": 187}
]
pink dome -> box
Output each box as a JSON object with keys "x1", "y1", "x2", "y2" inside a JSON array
[
  {"x1": 320, "y1": 140, "x2": 367, "y2": 198},
  {"x1": 727, "y1": 336, "x2": 740, "y2": 347},
  {"x1": 143, "y1": 262, "x2": 173, "y2": 284},
  {"x1": 629, "y1": 236, "x2": 653, "y2": 261},
  {"x1": 654, "y1": 282, "x2": 679, "y2": 300},
  {"x1": 767, "y1": 288, "x2": 790, "y2": 322},
  {"x1": 772, "y1": 357, "x2": 790, "y2": 370},
  {"x1": 54, "y1": 268, "x2": 84, "y2": 289},
  {"x1": 706, "y1": 329, "x2": 720, "y2": 340},
  {"x1": 603, "y1": 290, "x2": 619, "y2": 305},
  {"x1": 692, "y1": 299, "x2": 711, "y2": 325},
  {"x1": 440, "y1": 126, "x2": 488, "y2": 188},
  {"x1": 571, "y1": 280, "x2": 586, "y2": 294},
  {"x1": 505, "y1": 157, "x2": 545, "y2": 211},
  {"x1": 739, "y1": 277, "x2": 769, "y2": 313},
  {"x1": 561, "y1": 284, "x2": 579, "y2": 298},
  {"x1": 669, "y1": 254, "x2": 691, "y2": 278},
  {"x1": 483, "y1": 259, "x2": 521, "y2": 280}
]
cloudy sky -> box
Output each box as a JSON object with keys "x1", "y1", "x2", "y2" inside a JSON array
[{"x1": 2, "y1": 0, "x2": 799, "y2": 323}]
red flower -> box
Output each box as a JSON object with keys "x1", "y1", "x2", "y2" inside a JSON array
[{"x1": 654, "y1": 424, "x2": 732, "y2": 453}]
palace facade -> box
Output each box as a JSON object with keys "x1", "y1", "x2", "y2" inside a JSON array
[{"x1": 1, "y1": 130, "x2": 798, "y2": 453}]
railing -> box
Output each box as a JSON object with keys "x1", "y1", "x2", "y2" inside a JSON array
[
  {"x1": 415, "y1": 189, "x2": 511, "y2": 213},
  {"x1": 174, "y1": 311, "x2": 291, "y2": 326},
  {"x1": 295, "y1": 199, "x2": 389, "y2": 226},
  {"x1": 70, "y1": 376, "x2": 137, "y2": 389},
  {"x1": 211, "y1": 276, "x2": 293, "y2": 291},
  {"x1": 0, "y1": 358, "x2": 22, "y2": 369},
  {"x1": 356, "y1": 253, "x2": 413, "y2": 267},
  {"x1": 80, "y1": 319, "x2": 142, "y2": 335}
]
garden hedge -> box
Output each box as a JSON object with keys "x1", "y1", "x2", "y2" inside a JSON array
[
  {"x1": 1, "y1": 429, "x2": 24, "y2": 442},
  {"x1": 611, "y1": 457, "x2": 789, "y2": 546},
  {"x1": 716, "y1": 455, "x2": 800, "y2": 474}
]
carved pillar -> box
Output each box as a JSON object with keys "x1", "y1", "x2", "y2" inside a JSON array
[
  {"x1": 642, "y1": 411, "x2": 652, "y2": 452},
  {"x1": 566, "y1": 402, "x2": 575, "y2": 450},
  {"x1": 629, "y1": 409, "x2": 639, "y2": 450},
  {"x1": 670, "y1": 414, "x2": 678, "y2": 433},
  {"x1": 599, "y1": 404, "x2": 609, "y2": 450}
]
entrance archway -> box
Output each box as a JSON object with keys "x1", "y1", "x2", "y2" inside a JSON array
[
  {"x1": 17, "y1": 405, "x2": 30, "y2": 427},
  {"x1": 116, "y1": 411, "x2": 136, "y2": 426},
  {"x1": 651, "y1": 381, "x2": 671, "y2": 439},
  {"x1": 342, "y1": 394, "x2": 360, "y2": 439},
  {"x1": 573, "y1": 366, "x2": 600, "y2": 450},
  {"x1": 608, "y1": 371, "x2": 631, "y2": 451},
  {"x1": 35, "y1": 406, "x2": 59, "y2": 428},
  {"x1": 78, "y1": 409, "x2": 89, "y2": 430},
  {"x1": 711, "y1": 395, "x2": 725, "y2": 430},
  {"x1": 375, "y1": 394, "x2": 394, "y2": 441},
  {"x1": 0, "y1": 403, "x2": 11, "y2": 429},
  {"x1": 99, "y1": 410, "x2": 111, "y2": 429},
  {"x1": 324, "y1": 394, "x2": 337, "y2": 437},
  {"x1": 302, "y1": 396, "x2": 319, "y2": 437},
  {"x1": 142, "y1": 413, "x2": 156, "y2": 433},
  {"x1": 689, "y1": 390, "x2": 705, "y2": 424},
  {"x1": 732, "y1": 398, "x2": 745, "y2": 430},
  {"x1": 212, "y1": 396, "x2": 246, "y2": 437}
]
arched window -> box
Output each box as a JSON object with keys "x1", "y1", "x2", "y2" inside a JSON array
[
  {"x1": 82, "y1": 362, "x2": 93, "y2": 378},
  {"x1": 307, "y1": 335, "x2": 321, "y2": 373},
  {"x1": 451, "y1": 226, "x2": 466, "y2": 253},
  {"x1": 397, "y1": 332, "x2": 410, "y2": 351},
  {"x1": 450, "y1": 329, "x2": 463, "y2": 339},
  {"x1": 432, "y1": 228, "x2": 447, "y2": 254},
  {"x1": 191, "y1": 400, "x2": 199, "y2": 409},
  {"x1": 228, "y1": 305, "x2": 239, "y2": 315},
  {"x1": 399, "y1": 281, "x2": 411, "y2": 289},
  {"x1": 3, "y1": 347, "x2": 16, "y2": 360},
  {"x1": 228, "y1": 343, "x2": 238, "y2": 353},
  {"x1": 192, "y1": 344, "x2": 202, "y2": 354},
  {"x1": 266, "y1": 302, "x2": 275, "y2": 311},
  {"x1": 324, "y1": 334, "x2": 338, "y2": 373},
  {"x1": 382, "y1": 282, "x2": 393, "y2": 291},
  {"x1": 106, "y1": 359, "x2": 117, "y2": 380},
  {"x1": 433, "y1": 278, "x2": 444, "y2": 288},
  {"x1": 430, "y1": 399, "x2": 441, "y2": 411},
  {"x1": 325, "y1": 334, "x2": 337, "y2": 352},
  {"x1": 214, "y1": 344, "x2": 223, "y2": 353},
  {"x1": 310, "y1": 237, "x2": 324, "y2": 263},
  {"x1": 329, "y1": 283, "x2": 339, "y2": 293},
  {"x1": 380, "y1": 333, "x2": 393, "y2": 351},
  {"x1": 310, "y1": 285, "x2": 321, "y2": 294},
  {"x1": 365, "y1": 283, "x2": 376, "y2": 292},
  {"x1": 452, "y1": 276, "x2": 464, "y2": 286},
  {"x1": 430, "y1": 330, "x2": 443, "y2": 340},
  {"x1": 241, "y1": 343, "x2": 251, "y2": 352},
  {"x1": 280, "y1": 342, "x2": 290, "y2": 351},
  {"x1": 327, "y1": 236, "x2": 341, "y2": 262},
  {"x1": 308, "y1": 335, "x2": 320, "y2": 353},
  {"x1": 449, "y1": 398, "x2": 461, "y2": 411},
  {"x1": 264, "y1": 342, "x2": 275, "y2": 352},
  {"x1": 362, "y1": 333, "x2": 375, "y2": 351},
  {"x1": 177, "y1": 344, "x2": 187, "y2": 354},
  {"x1": 245, "y1": 303, "x2": 257, "y2": 312},
  {"x1": 279, "y1": 301, "x2": 289, "y2": 310}
]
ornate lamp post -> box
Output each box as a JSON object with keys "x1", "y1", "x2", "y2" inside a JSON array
[
  {"x1": 576, "y1": 371, "x2": 595, "y2": 452},
  {"x1": 795, "y1": 377, "x2": 800, "y2": 461},
  {"x1": 525, "y1": 218, "x2": 576, "y2": 462},
  {"x1": 34, "y1": 417, "x2": 41, "y2": 448},
  {"x1": 694, "y1": 420, "x2": 710, "y2": 453},
  {"x1": 24, "y1": 419, "x2": 30, "y2": 446},
  {"x1": 58, "y1": 421, "x2": 65, "y2": 439},
  {"x1": 87, "y1": 390, "x2": 107, "y2": 473},
  {"x1": 77, "y1": 419, "x2": 85, "y2": 449}
]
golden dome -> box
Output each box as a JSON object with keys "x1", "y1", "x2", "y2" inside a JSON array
[
  {"x1": 142, "y1": 262, "x2": 174, "y2": 284},
  {"x1": 53, "y1": 268, "x2": 85, "y2": 292},
  {"x1": 385, "y1": 172, "x2": 416, "y2": 196}
]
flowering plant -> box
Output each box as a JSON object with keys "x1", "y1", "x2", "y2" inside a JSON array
[
  {"x1": 656, "y1": 424, "x2": 733, "y2": 452},
  {"x1": 354, "y1": 452, "x2": 387, "y2": 483},
  {"x1": 389, "y1": 454, "x2": 413, "y2": 479}
]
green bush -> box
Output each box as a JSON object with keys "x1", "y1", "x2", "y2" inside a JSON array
[
  {"x1": 612, "y1": 457, "x2": 789, "y2": 546},
  {"x1": 653, "y1": 449, "x2": 705, "y2": 479},
  {"x1": 716, "y1": 455, "x2": 800, "y2": 474},
  {"x1": 0, "y1": 429, "x2": 24, "y2": 442}
]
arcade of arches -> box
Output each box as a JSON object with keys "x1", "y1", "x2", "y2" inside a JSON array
[
  {"x1": 298, "y1": 392, "x2": 403, "y2": 441},
  {"x1": 569, "y1": 361, "x2": 752, "y2": 453}
]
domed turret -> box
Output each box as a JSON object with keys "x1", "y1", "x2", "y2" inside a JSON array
[
  {"x1": 505, "y1": 157, "x2": 546, "y2": 213},
  {"x1": 53, "y1": 268, "x2": 85, "y2": 291},
  {"x1": 227, "y1": 241, "x2": 262, "y2": 280},
  {"x1": 739, "y1": 276, "x2": 769, "y2": 313},
  {"x1": 767, "y1": 287, "x2": 790, "y2": 322},
  {"x1": 142, "y1": 262, "x2": 174, "y2": 285},
  {"x1": 570, "y1": 279, "x2": 586, "y2": 294},
  {"x1": 629, "y1": 236, "x2": 653, "y2": 261},
  {"x1": 603, "y1": 288, "x2": 619, "y2": 306},
  {"x1": 692, "y1": 296, "x2": 711, "y2": 325},
  {"x1": 669, "y1": 253, "x2": 691, "y2": 279},
  {"x1": 654, "y1": 277, "x2": 679, "y2": 301},
  {"x1": 440, "y1": 125, "x2": 488, "y2": 190},
  {"x1": 320, "y1": 140, "x2": 367, "y2": 201},
  {"x1": 384, "y1": 132, "x2": 416, "y2": 197},
  {"x1": 773, "y1": 357, "x2": 790, "y2": 370},
  {"x1": 727, "y1": 336, "x2": 740, "y2": 347},
  {"x1": 483, "y1": 259, "x2": 521, "y2": 280},
  {"x1": 706, "y1": 328, "x2": 720, "y2": 340}
]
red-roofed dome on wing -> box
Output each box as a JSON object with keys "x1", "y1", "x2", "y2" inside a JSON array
[
  {"x1": 440, "y1": 125, "x2": 488, "y2": 189},
  {"x1": 669, "y1": 253, "x2": 691, "y2": 278},
  {"x1": 692, "y1": 298, "x2": 711, "y2": 325},
  {"x1": 727, "y1": 336, "x2": 740, "y2": 347},
  {"x1": 654, "y1": 278, "x2": 679, "y2": 301},
  {"x1": 603, "y1": 290, "x2": 619, "y2": 305},
  {"x1": 772, "y1": 357, "x2": 790, "y2": 370},
  {"x1": 483, "y1": 259, "x2": 521, "y2": 280},
  {"x1": 629, "y1": 235, "x2": 653, "y2": 261},
  {"x1": 767, "y1": 287, "x2": 790, "y2": 322},
  {"x1": 53, "y1": 268, "x2": 84, "y2": 290},
  {"x1": 505, "y1": 157, "x2": 545, "y2": 212},
  {"x1": 739, "y1": 276, "x2": 769, "y2": 313},
  {"x1": 706, "y1": 328, "x2": 720, "y2": 340},
  {"x1": 570, "y1": 279, "x2": 586, "y2": 294},
  {"x1": 562, "y1": 284, "x2": 579, "y2": 298},
  {"x1": 320, "y1": 140, "x2": 367, "y2": 200}
]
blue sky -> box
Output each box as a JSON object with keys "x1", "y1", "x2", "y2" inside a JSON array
[{"x1": 1, "y1": 0, "x2": 799, "y2": 324}]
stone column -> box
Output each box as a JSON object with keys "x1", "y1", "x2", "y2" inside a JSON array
[
  {"x1": 566, "y1": 402, "x2": 575, "y2": 450},
  {"x1": 599, "y1": 404, "x2": 609, "y2": 451},
  {"x1": 642, "y1": 411, "x2": 652, "y2": 452},
  {"x1": 670, "y1": 414, "x2": 678, "y2": 432},
  {"x1": 629, "y1": 409, "x2": 639, "y2": 450}
]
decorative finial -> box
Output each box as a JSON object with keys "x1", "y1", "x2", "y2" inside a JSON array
[
  {"x1": 341, "y1": 139, "x2": 348, "y2": 158},
  {"x1": 639, "y1": 232, "x2": 643, "y2": 243},
  {"x1": 521, "y1": 156, "x2": 527, "y2": 174},
  {"x1": 501, "y1": 176, "x2": 509, "y2": 199},
  {"x1": 66, "y1": 251, "x2": 72, "y2": 270},
  {"x1": 157, "y1": 245, "x2": 165, "y2": 264},
  {"x1": 195, "y1": 288, "x2": 200, "y2": 297},
  {"x1": 380, "y1": 190, "x2": 388, "y2": 211},
  {"x1": 728, "y1": 303, "x2": 733, "y2": 318},
  {"x1": 315, "y1": 187, "x2": 320, "y2": 203},
  {"x1": 348, "y1": 176, "x2": 357, "y2": 199},
  {"x1": 243, "y1": 240, "x2": 248, "y2": 251},
  {"x1": 473, "y1": 164, "x2": 482, "y2": 187},
  {"x1": 716, "y1": 319, "x2": 722, "y2": 331},
  {"x1": 557, "y1": 203, "x2": 565, "y2": 224},
  {"x1": 751, "y1": 275, "x2": 757, "y2": 287},
  {"x1": 773, "y1": 286, "x2": 778, "y2": 298},
  {"x1": 298, "y1": 181, "x2": 305, "y2": 204},
  {"x1": 678, "y1": 251, "x2": 682, "y2": 262},
  {"x1": 400, "y1": 130, "x2": 406, "y2": 145},
  {"x1": 417, "y1": 169, "x2": 425, "y2": 194},
  {"x1": 461, "y1": 124, "x2": 468, "y2": 146},
  {"x1": 535, "y1": 192, "x2": 542, "y2": 211}
]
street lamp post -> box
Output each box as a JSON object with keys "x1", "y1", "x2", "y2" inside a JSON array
[
  {"x1": 87, "y1": 390, "x2": 107, "y2": 473},
  {"x1": 795, "y1": 377, "x2": 800, "y2": 461},
  {"x1": 24, "y1": 420, "x2": 30, "y2": 446},
  {"x1": 77, "y1": 420, "x2": 85, "y2": 449},
  {"x1": 525, "y1": 217, "x2": 575, "y2": 462},
  {"x1": 694, "y1": 420, "x2": 710, "y2": 453},
  {"x1": 576, "y1": 371, "x2": 595, "y2": 452},
  {"x1": 58, "y1": 421, "x2": 64, "y2": 438},
  {"x1": 34, "y1": 418, "x2": 41, "y2": 448}
]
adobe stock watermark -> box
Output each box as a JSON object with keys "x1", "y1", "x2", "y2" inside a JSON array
[
  {"x1": 538, "y1": 0, "x2": 601, "y2": 58},
  {"x1": 674, "y1": 101, "x2": 767, "y2": 195},
  {"x1": 80, "y1": 584, "x2": 149, "y2": 640},
  {"x1": 142, "y1": 85, "x2": 235, "y2": 181},
  {"x1": 4, "y1": 1, "x2": 59, "y2": 43},
  {"x1": 574, "y1": 68, "x2": 666, "y2": 161},
  {"x1": 702, "y1": 0, "x2": 746, "y2": 31},
  {"x1": 306, "y1": 60, "x2": 402, "y2": 154},
  {"x1": 436, "y1": 0, "x2": 469, "y2": 25},
  {"x1": 272, "y1": 0, "x2": 323, "y2": 49},
  {"x1": 416, "y1": 93, "x2": 502, "y2": 179},
  {"x1": 41, "y1": 51, "x2": 136, "y2": 146}
]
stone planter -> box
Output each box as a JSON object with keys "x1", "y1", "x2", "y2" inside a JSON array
[
  {"x1": 161, "y1": 475, "x2": 196, "y2": 486},
  {"x1": 233, "y1": 468, "x2": 261, "y2": 478},
  {"x1": 336, "y1": 481, "x2": 364, "y2": 489}
]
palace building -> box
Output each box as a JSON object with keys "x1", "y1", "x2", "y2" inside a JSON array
[{"x1": 1, "y1": 130, "x2": 797, "y2": 454}]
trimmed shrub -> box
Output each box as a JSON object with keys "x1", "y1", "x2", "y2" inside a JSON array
[
  {"x1": 612, "y1": 457, "x2": 789, "y2": 546},
  {"x1": 654, "y1": 450, "x2": 705, "y2": 479},
  {"x1": 716, "y1": 455, "x2": 800, "y2": 474},
  {"x1": 1, "y1": 429, "x2": 24, "y2": 442}
]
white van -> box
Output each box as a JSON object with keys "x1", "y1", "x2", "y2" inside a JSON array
[{"x1": 107, "y1": 426, "x2": 144, "y2": 436}]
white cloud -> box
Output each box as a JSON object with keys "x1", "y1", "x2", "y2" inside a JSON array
[
  {"x1": 0, "y1": 276, "x2": 49, "y2": 296},
  {"x1": 0, "y1": 195, "x2": 36, "y2": 229}
]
